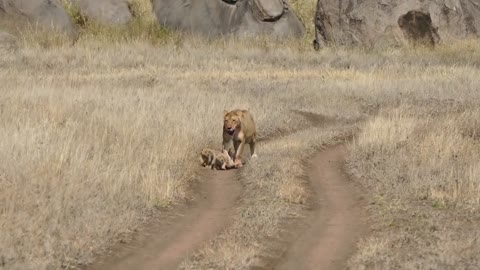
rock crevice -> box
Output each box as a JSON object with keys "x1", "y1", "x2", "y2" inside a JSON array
[{"x1": 313, "y1": 0, "x2": 480, "y2": 49}]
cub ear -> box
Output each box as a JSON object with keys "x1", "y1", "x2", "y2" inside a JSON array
[{"x1": 223, "y1": 110, "x2": 229, "y2": 117}]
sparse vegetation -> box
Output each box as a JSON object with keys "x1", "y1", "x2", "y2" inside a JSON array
[
  {"x1": 1, "y1": 1, "x2": 480, "y2": 270},
  {"x1": 346, "y1": 73, "x2": 480, "y2": 268},
  {"x1": 61, "y1": 0, "x2": 88, "y2": 27},
  {"x1": 290, "y1": 0, "x2": 317, "y2": 37}
]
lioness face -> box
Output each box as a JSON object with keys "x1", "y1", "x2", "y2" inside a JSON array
[{"x1": 224, "y1": 112, "x2": 240, "y2": 135}]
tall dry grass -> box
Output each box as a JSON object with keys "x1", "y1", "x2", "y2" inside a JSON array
[
  {"x1": 181, "y1": 40, "x2": 480, "y2": 269},
  {"x1": 2, "y1": 2, "x2": 480, "y2": 269},
  {"x1": 347, "y1": 110, "x2": 480, "y2": 268},
  {"x1": 3, "y1": 37, "x2": 480, "y2": 269},
  {"x1": 0, "y1": 35, "x2": 357, "y2": 269},
  {"x1": 343, "y1": 42, "x2": 480, "y2": 268}
]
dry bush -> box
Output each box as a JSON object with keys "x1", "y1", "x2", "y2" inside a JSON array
[
  {"x1": 127, "y1": 0, "x2": 157, "y2": 22},
  {"x1": 290, "y1": 0, "x2": 317, "y2": 37}
]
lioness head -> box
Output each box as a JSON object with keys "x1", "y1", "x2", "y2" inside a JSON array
[{"x1": 223, "y1": 110, "x2": 241, "y2": 135}]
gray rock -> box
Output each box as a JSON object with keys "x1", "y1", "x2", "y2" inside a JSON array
[
  {"x1": 152, "y1": 0, "x2": 306, "y2": 38},
  {"x1": 1, "y1": 0, "x2": 77, "y2": 38},
  {"x1": 313, "y1": 0, "x2": 480, "y2": 49},
  {"x1": 72, "y1": 0, "x2": 132, "y2": 25},
  {"x1": 0, "y1": 31, "x2": 17, "y2": 54}
]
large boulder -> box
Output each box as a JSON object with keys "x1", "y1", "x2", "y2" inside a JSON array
[
  {"x1": 0, "y1": 0, "x2": 77, "y2": 38},
  {"x1": 313, "y1": 0, "x2": 480, "y2": 49},
  {"x1": 151, "y1": 0, "x2": 306, "y2": 38},
  {"x1": 71, "y1": 0, "x2": 132, "y2": 25}
]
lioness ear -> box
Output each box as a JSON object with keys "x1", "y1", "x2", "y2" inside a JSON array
[{"x1": 223, "y1": 110, "x2": 229, "y2": 117}]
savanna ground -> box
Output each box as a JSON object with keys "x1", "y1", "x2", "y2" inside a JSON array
[{"x1": 1, "y1": 0, "x2": 480, "y2": 269}]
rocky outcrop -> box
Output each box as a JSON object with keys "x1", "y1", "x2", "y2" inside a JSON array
[
  {"x1": 0, "y1": 0, "x2": 77, "y2": 38},
  {"x1": 313, "y1": 0, "x2": 480, "y2": 49},
  {"x1": 397, "y1": 10, "x2": 440, "y2": 47},
  {"x1": 71, "y1": 0, "x2": 132, "y2": 25},
  {"x1": 152, "y1": 0, "x2": 306, "y2": 38}
]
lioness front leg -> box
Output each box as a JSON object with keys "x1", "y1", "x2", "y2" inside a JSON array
[
  {"x1": 233, "y1": 140, "x2": 245, "y2": 168},
  {"x1": 222, "y1": 139, "x2": 232, "y2": 155},
  {"x1": 250, "y1": 141, "x2": 257, "y2": 159}
]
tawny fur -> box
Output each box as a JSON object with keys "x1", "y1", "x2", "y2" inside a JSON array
[
  {"x1": 222, "y1": 109, "x2": 257, "y2": 168},
  {"x1": 200, "y1": 148, "x2": 234, "y2": 170},
  {"x1": 199, "y1": 148, "x2": 216, "y2": 167},
  {"x1": 212, "y1": 150, "x2": 235, "y2": 170}
]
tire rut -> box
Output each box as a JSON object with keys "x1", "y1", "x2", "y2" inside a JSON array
[
  {"x1": 274, "y1": 145, "x2": 368, "y2": 270},
  {"x1": 84, "y1": 113, "x2": 363, "y2": 270},
  {"x1": 84, "y1": 169, "x2": 241, "y2": 270}
]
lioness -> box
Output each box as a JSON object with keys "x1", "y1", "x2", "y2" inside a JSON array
[
  {"x1": 222, "y1": 109, "x2": 257, "y2": 168},
  {"x1": 199, "y1": 148, "x2": 235, "y2": 170}
]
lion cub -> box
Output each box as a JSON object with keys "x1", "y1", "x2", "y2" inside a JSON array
[{"x1": 199, "y1": 148, "x2": 235, "y2": 170}]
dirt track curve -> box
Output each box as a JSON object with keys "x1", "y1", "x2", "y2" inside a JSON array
[
  {"x1": 86, "y1": 142, "x2": 366, "y2": 270},
  {"x1": 275, "y1": 145, "x2": 368, "y2": 270},
  {"x1": 85, "y1": 169, "x2": 241, "y2": 270}
]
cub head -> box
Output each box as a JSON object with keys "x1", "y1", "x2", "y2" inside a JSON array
[
  {"x1": 223, "y1": 110, "x2": 241, "y2": 135},
  {"x1": 201, "y1": 148, "x2": 211, "y2": 156}
]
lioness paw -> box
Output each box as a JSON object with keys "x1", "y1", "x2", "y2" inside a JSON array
[
  {"x1": 251, "y1": 154, "x2": 258, "y2": 159},
  {"x1": 234, "y1": 159, "x2": 243, "y2": 168}
]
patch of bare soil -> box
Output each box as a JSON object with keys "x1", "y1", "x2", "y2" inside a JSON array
[
  {"x1": 84, "y1": 169, "x2": 242, "y2": 270},
  {"x1": 274, "y1": 145, "x2": 368, "y2": 270}
]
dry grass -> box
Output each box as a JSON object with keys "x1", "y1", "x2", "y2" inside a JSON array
[
  {"x1": 3, "y1": 37, "x2": 480, "y2": 269},
  {"x1": 180, "y1": 40, "x2": 480, "y2": 269},
  {"x1": 180, "y1": 125, "x2": 357, "y2": 269},
  {"x1": 1, "y1": 2, "x2": 480, "y2": 269},
  {"x1": 344, "y1": 42, "x2": 480, "y2": 268},
  {"x1": 176, "y1": 41, "x2": 480, "y2": 269},
  {"x1": 0, "y1": 34, "x2": 362, "y2": 269},
  {"x1": 348, "y1": 110, "x2": 480, "y2": 268}
]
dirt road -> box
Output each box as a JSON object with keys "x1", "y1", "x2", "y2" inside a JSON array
[
  {"x1": 85, "y1": 169, "x2": 242, "y2": 270},
  {"x1": 275, "y1": 145, "x2": 368, "y2": 270},
  {"x1": 86, "y1": 143, "x2": 366, "y2": 270}
]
